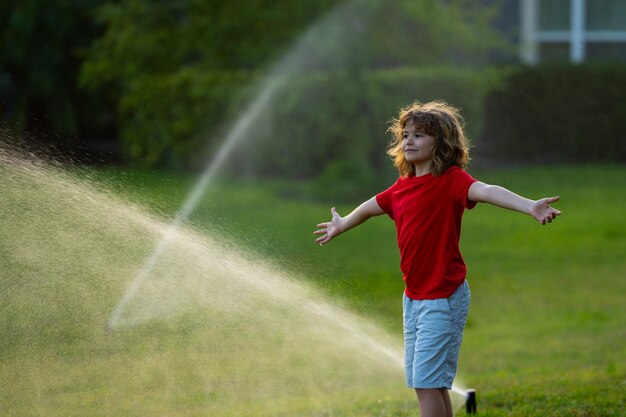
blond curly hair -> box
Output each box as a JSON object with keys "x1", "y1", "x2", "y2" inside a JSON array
[{"x1": 386, "y1": 100, "x2": 471, "y2": 177}]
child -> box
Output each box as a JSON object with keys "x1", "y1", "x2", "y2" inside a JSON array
[{"x1": 313, "y1": 101, "x2": 561, "y2": 417}]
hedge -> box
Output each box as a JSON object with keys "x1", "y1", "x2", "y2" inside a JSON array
[{"x1": 483, "y1": 63, "x2": 626, "y2": 164}]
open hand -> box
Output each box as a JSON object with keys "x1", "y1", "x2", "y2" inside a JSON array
[
  {"x1": 530, "y1": 196, "x2": 562, "y2": 225},
  {"x1": 313, "y1": 207, "x2": 342, "y2": 245}
]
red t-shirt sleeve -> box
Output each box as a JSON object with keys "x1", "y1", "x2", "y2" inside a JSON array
[
  {"x1": 376, "y1": 180, "x2": 397, "y2": 219},
  {"x1": 449, "y1": 167, "x2": 478, "y2": 209}
]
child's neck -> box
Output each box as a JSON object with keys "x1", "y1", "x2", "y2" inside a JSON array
[{"x1": 413, "y1": 161, "x2": 432, "y2": 177}]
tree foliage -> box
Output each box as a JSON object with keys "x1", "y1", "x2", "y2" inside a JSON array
[
  {"x1": 80, "y1": 0, "x2": 509, "y2": 169},
  {"x1": 0, "y1": 0, "x2": 107, "y2": 144},
  {"x1": 79, "y1": 0, "x2": 344, "y2": 167},
  {"x1": 1, "y1": 0, "x2": 509, "y2": 172}
]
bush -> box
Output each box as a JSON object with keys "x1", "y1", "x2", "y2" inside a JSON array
[
  {"x1": 115, "y1": 68, "x2": 252, "y2": 169},
  {"x1": 483, "y1": 63, "x2": 626, "y2": 163}
]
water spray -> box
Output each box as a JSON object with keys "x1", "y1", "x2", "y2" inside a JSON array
[
  {"x1": 105, "y1": 0, "x2": 375, "y2": 331},
  {"x1": 101, "y1": 0, "x2": 475, "y2": 407},
  {"x1": 465, "y1": 388, "x2": 476, "y2": 414}
]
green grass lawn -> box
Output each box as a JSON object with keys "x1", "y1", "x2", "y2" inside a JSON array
[{"x1": 1, "y1": 162, "x2": 625, "y2": 416}]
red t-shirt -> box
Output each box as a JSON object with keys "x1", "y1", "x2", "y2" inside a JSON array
[{"x1": 376, "y1": 166, "x2": 478, "y2": 300}]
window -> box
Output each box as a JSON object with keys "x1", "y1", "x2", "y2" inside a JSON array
[
  {"x1": 587, "y1": 0, "x2": 626, "y2": 31},
  {"x1": 539, "y1": 0, "x2": 570, "y2": 31},
  {"x1": 521, "y1": 0, "x2": 626, "y2": 64}
]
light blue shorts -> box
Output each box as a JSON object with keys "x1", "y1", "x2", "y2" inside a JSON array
[{"x1": 402, "y1": 280, "x2": 470, "y2": 389}]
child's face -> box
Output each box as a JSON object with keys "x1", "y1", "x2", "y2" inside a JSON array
[{"x1": 402, "y1": 121, "x2": 435, "y2": 167}]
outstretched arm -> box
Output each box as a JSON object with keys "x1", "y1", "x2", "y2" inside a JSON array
[
  {"x1": 468, "y1": 181, "x2": 562, "y2": 225},
  {"x1": 313, "y1": 196, "x2": 384, "y2": 245}
]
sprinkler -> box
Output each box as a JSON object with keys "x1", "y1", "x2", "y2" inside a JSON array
[{"x1": 465, "y1": 389, "x2": 476, "y2": 414}]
